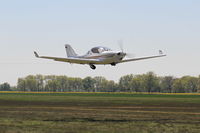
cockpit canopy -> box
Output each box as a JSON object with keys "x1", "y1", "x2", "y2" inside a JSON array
[{"x1": 89, "y1": 46, "x2": 112, "y2": 54}]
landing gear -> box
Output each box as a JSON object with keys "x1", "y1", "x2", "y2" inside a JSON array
[
  {"x1": 111, "y1": 63, "x2": 116, "y2": 66},
  {"x1": 89, "y1": 64, "x2": 96, "y2": 70}
]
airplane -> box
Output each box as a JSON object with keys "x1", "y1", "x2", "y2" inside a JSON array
[{"x1": 34, "y1": 44, "x2": 166, "y2": 70}]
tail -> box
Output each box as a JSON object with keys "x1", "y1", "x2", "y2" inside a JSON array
[{"x1": 65, "y1": 44, "x2": 78, "y2": 57}]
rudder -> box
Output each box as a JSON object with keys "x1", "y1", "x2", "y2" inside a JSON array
[{"x1": 65, "y1": 44, "x2": 78, "y2": 57}]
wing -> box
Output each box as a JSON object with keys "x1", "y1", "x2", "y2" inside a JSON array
[
  {"x1": 120, "y1": 54, "x2": 166, "y2": 63},
  {"x1": 34, "y1": 51, "x2": 100, "y2": 64}
]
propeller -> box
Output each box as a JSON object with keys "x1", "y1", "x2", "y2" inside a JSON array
[
  {"x1": 118, "y1": 40, "x2": 124, "y2": 53},
  {"x1": 117, "y1": 40, "x2": 135, "y2": 58},
  {"x1": 126, "y1": 53, "x2": 135, "y2": 58}
]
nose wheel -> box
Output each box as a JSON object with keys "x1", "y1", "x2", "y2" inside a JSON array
[{"x1": 89, "y1": 64, "x2": 96, "y2": 70}]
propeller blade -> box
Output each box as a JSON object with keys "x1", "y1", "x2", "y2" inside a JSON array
[
  {"x1": 117, "y1": 40, "x2": 135, "y2": 58},
  {"x1": 118, "y1": 40, "x2": 124, "y2": 52},
  {"x1": 125, "y1": 53, "x2": 135, "y2": 58}
]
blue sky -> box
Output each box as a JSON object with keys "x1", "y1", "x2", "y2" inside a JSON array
[{"x1": 0, "y1": 0, "x2": 200, "y2": 85}]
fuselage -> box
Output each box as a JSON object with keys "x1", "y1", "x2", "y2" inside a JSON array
[{"x1": 73, "y1": 46, "x2": 126, "y2": 65}]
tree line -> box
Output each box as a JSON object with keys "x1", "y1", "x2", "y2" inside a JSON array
[{"x1": 1, "y1": 72, "x2": 200, "y2": 93}]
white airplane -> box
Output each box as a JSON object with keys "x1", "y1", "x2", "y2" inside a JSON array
[{"x1": 34, "y1": 44, "x2": 166, "y2": 70}]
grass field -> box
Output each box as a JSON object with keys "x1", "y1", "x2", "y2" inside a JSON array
[{"x1": 0, "y1": 92, "x2": 200, "y2": 133}]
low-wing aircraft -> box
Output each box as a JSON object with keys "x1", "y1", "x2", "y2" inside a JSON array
[{"x1": 34, "y1": 44, "x2": 166, "y2": 70}]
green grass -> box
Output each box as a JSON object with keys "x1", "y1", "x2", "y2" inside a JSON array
[{"x1": 0, "y1": 92, "x2": 200, "y2": 133}]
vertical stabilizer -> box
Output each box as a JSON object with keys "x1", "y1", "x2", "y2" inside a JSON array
[{"x1": 65, "y1": 44, "x2": 78, "y2": 57}]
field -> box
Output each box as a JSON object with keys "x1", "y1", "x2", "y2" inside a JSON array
[{"x1": 0, "y1": 92, "x2": 200, "y2": 133}]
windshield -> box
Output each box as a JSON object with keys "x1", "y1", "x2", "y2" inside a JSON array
[{"x1": 91, "y1": 46, "x2": 111, "y2": 53}]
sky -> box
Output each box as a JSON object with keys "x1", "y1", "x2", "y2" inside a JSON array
[{"x1": 0, "y1": 0, "x2": 200, "y2": 85}]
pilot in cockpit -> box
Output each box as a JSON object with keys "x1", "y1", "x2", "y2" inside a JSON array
[
  {"x1": 90, "y1": 47, "x2": 111, "y2": 54},
  {"x1": 98, "y1": 47, "x2": 104, "y2": 53}
]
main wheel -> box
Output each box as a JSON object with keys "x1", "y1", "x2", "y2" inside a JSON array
[
  {"x1": 89, "y1": 64, "x2": 96, "y2": 70},
  {"x1": 111, "y1": 63, "x2": 116, "y2": 66}
]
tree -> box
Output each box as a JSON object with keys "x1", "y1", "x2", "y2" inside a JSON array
[
  {"x1": 0, "y1": 83, "x2": 11, "y2": 91},
  {"x1": 14, "y1": 73, "x2": 200, "y2": 93},
  {"x1": 105, "y1": 80, "x2": 117, "y2": 92},
  {"x1": 35, "y1": 75, "x2": 44, "y2": 92},
  {"x1": 17, "y1": 78, "x2": 26, "y2": 91},
  {"x1": 144, "y1": 72, "x2": 159, "y2": 93},
  {"x1": 198, "y1": 75, "x2": 200, "y2": 93},
  {"x1": 181, "y1": 76, "x2": 198, "y2": 93},
  {"x1": 172, "y1": 76, "x2": 198, "y2": 93},
  {"x1": 25, "y1": 75, "x2": 37, "y2": 91},
  {"x1": 172, "y1": 78, "x2": 184, "y2": 93},
  {"x1": 45, "y1": 79, "x2": 59, "y2": 92},
  {"x1": 83, "y1": 77, "x2": 95, "y2": 92},
  {"x1": 56, "y1": 76, "x2": 69, "y2": 92},
  {"x1": 93, "y1": 76, "x2": 108, "y2": 92},
  {"x1": 160, "y1": 76, "x2": 174, "y2": 93},
  {"x1": 119, "y1": 74, "x2": 134, "y2": 92},
  {"x1": 131, "y1": 75, "x2": 146, "y2": 92}
]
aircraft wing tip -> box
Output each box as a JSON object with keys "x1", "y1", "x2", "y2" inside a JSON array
[
  {"x1": 159, "y1": 50, "x2": 167, "y2": 56},
  {"x1": 34, "y1": 51, "x2": 39, "y2": 58}
]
